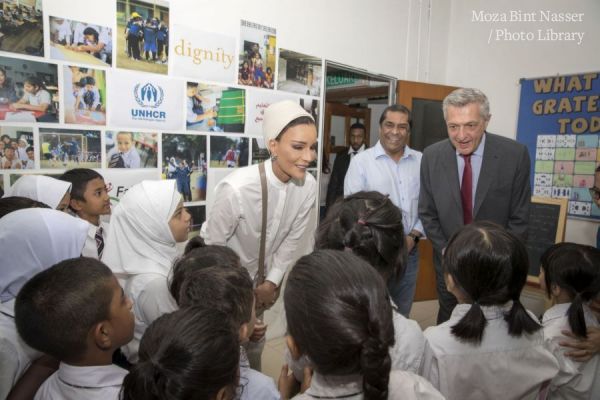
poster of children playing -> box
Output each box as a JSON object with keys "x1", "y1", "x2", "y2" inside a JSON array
[
  {"x1": 0, "y1": 1, "x2": 44, "y2": 57},
  {"x1": 0, "y1": 56, "x2": 59, "y2": 123},
  {"x1": 116, "y1": 0, "x2": 169, "y2": 75},
  {"x1": 186, "y1": 82, "x2": 245, "y2": 133},
  {"x1": 64, "y1": 66, "x2": 106, "y2": 125},
  {"x1": 39, "y1": 129, "x2": 101, "y2": 169},
  {"x1": 210, "y1": 136, "x2": 248, "y2": 169},
  {"x1": 237, "y1": 20, "x2": 276, "y2": 89},
  {"x1": 162, "y1": 133, "x2": 207, "y2": 202},
  {"x1": 105, "y1": 131, "x2": 158, "y2": 169},
  {"x1": 0, "y1": 127, "x2": 34, "y2": 169},
  {"x1": 49, "y1": 16, "x2": 112, "y2": 66}
]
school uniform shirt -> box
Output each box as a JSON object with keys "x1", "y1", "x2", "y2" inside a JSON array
[
  {"x1": 421, "y1": 303, "x2": 560, "y2": 400},
  {"x1": 543, "y1": 303, "x2": 600, "y2": 399},
  {"x1": 80, "y1": 220, "x2": 108, "y2": 260},
  {"x1": 77, "y1": 87, "x2": 101, "y2": 110},
  {"x1": 292, "y1": 370, "x2": 444, "y2": 400},
  {"x1": 0, "y1": 299, "x2": 40, "y2": 400},
  {"x1": 34, "y1": 362, "x2": 127, "y2": 400},
  {"x1": 391, "y1": 304, "x2": 425, "y2": 373},
  {"x1": 201, "y1": 159, "x2": 316, "y2": 286},
  {"x1": 238, "y1": 346, "x2": 279, "y2": 400}
]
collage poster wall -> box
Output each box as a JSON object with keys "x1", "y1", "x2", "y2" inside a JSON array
[
  {"x1": 0, "y1": 4, "x2": 323, "y2": 235},
  {"x1": 516, "y1": 72, "x2": 600, "y2": 220}
]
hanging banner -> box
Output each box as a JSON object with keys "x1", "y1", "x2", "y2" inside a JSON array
[
  {"x1": 170, "y1": 25, "x2": 237, "y2": 84},
  {"x1": 107, "y1": 69, "x2": 184, "y2": 130},
  {"x1": 516, "y1": 72, "x2": 600, "y2": 220}
]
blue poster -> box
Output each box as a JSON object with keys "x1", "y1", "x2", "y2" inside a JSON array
[{"x1": 516, "y1": 72, "x2": 600, "y2": 220}]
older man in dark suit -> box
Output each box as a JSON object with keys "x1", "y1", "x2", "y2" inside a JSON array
[
  {"x1": 325, "y1": 122, "x2": 366, "y2": 209},
  {"x1": 419, "y1": 87, "x2": 531, "y2": 323}
]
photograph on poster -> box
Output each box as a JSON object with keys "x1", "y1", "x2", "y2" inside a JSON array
[
  {"x1": 186, "y1": 82, "x2": 245, "y2": 133},
  {"x1": 277, "y1": 49, "x2": 322, "y2": 96},
  {"x1": 210, "y1": 136, "x2": 249, "y2": 169},
  {"x1": 0, "y1": 0, "x2": 43, "y2": 57},
  {"x1": 105, "y1": 131, "x2": 157, "y2": 169},
  {"x1": 186, "y1": 204, "x2": 205, "y2": 238},
  {"x1": 251, "y1": 137, "x2": 269, "y2": 165},
  {"x1": 9, "y1": 172, "x2": 61, "y2": 186},
  {"x1": 64, "y1": 66, "x2": 106, "y2": 125},
  {"x1": 162, "y1": 133, "x2": 207, "y2": 202},
  {"x1": 49, "y1": 16, "x2": 112, "y2": 66},
  {"x1": 0, "y1": 56, "x2": 59, "y2": 123},
  {"x1": 116, "y1": 0, "x2": 169, "y2": 75},
  {"x1": 39, "y1": 128, "x2": 101, "y2": 169},
  {"x1": 238, "y1": 20, "x2": 276, "y2": 89},
  {"x1": 0, "y1": 126, "x2": 34, "y2": 169}
]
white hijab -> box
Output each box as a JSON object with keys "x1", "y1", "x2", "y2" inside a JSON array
[
  {"x1": 5, "y1": 175, "x2": 71, "y2": 209},
  {"x1": 0, "y1": 208, "x2": 89, "y2": 302},
  {"x1": 102, "y1": 180, "x2": 181, "y2": 277}
]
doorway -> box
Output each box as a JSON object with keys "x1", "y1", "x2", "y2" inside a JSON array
[{"x1": 319, "y1": 62, "x2": 395, "y2": 216}]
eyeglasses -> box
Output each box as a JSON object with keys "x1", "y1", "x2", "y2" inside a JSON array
[{"x1": 589, "y1": 186, "x2": 600, "y2": 200}]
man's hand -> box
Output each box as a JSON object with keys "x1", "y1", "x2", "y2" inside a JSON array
[
  {"x1": 249, "y1": 319, "x2": 267, "y2": 342},
  {"x1": 255, "y1": 280, "x2": 277, "y2": 309},
  {"x1": 560, "y1": 327, "x2": 600, "y2": 362}
]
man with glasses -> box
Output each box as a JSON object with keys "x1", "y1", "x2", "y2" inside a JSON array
[
  {"x1": 419, "y1": 87, "x2": 531, "y2": 323},
  {"x1": 345, "y1": 104, "x2": 424, "y2": 317}
]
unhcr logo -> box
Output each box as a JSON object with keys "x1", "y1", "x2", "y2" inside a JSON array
[{"x1": 132, "y1": 83, "x2": 166, "y2": 120}]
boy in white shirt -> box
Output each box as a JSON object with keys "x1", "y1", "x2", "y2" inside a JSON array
[
  {"x1": 107, "y1": 132, "x2": 141, "y2": 168},
  {"x1": 59, "y1": 168, "x2": 111, "y2": 259},
  {"x1": 15, "y1": 257, "x2": 134, "y2": 400}
]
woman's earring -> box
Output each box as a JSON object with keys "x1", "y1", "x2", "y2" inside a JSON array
[{"x1": 271, "y1": 155, "x2": 278, "y2": 161}]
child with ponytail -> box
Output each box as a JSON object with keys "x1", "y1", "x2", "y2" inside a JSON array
[
  {"x1": 420, "y1": 221, "x2": 559, "y2": 400},
  {"x1": 540, "y1": 242, "x2": 600, "y2": 398},
  {"x1": 280, "y1": 250, "x2": 442, "y2": 400}
]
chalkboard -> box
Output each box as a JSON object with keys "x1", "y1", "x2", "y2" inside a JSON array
[{"x1": 526, "y1": 197, "x2": 567, "y2": 284}]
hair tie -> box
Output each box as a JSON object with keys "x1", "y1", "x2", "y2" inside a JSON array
[
  {"x1": 357, "y1": 218, "x2": 367, "y2": 225},
  {"x1": 344, "y1": 246, "x2": 354, "y2": 252}
]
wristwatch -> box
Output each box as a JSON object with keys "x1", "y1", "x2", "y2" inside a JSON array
[{"x1": 408, "y1": 232, "x2": 420, "y2": 245}]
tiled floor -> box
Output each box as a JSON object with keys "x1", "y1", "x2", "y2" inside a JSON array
[{"x1": 261, "y1": 300, "x2": 440, "y2": 382}]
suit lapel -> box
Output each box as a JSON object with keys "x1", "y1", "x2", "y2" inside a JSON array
[
  {"x1": 441, "y1": 141, "x2": 462, "y2": 210},
  {"x1": 474, "y1": 133, "x2": 499, "y2": 216}
]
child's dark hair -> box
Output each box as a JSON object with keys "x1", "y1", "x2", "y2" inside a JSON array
[
  {"x1": 285, "y1": 250, "x2": 394, "y2": 400},
  {"x1": 168, "y1": 244, "x2": 240, "y2": 300},
  {"x1": 317, "y1": 191, "x2": 406, "y2": 283},
  {"x1": 540, "y1": 242, "x2": 600, "y2": 338},
  {"x1": 183, "y1": 235, "x2": 205, "y2": 254},
  {"x1": 83, "y1": 26, "x2": 99, "y2": 42},
  {"x1": 443, "y1": 221, "x2": 540, "y2": 344},
  {"x1": 0, "y1": 196, "x2": 50, "y2": 218},
  {"x1": 24, "y1": 76, "x2": 46, "y2": 90},
  {"x1": 15, "y1": 257, "x2": 114, "y2": 362},
  {"x1": 121, "y1": 307, "x2": 239, "y2": 400},
  {"x1": 178, "y1": 265, "x2": 253, "y2": 328},
  {"x1": 58, "y1": 168, "x2": 104, "y2": 201}
]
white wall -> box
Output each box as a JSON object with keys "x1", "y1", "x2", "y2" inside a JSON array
[{"x1": 439, "y1": 0, "x2": 600, "y2": 245}]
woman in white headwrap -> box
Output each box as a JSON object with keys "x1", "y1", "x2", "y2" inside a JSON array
[
  {"x1": 0, "y1": 209, "x2": 88, "y2": 398},
  {"x1": 201, "y1": 100, "x2": 318, "y2": 370},
  {"x1": 4, "y1": 175, "x2": 71, "y2": 211},
  {"x1": 102, "y1": 180, "x2": 191, "y2": 363}
]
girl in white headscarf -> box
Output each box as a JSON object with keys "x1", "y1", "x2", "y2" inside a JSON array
[
  {"x1": 102, "y1": 180, "x2": 191, "y2": 363},
  {"x1": 4, "y1": 175, "x2": 71, "y2": 211},
  {"x1": 0, "y1": 208, "x2": 88, "y2": 398}
]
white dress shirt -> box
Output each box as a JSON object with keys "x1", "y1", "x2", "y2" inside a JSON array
[
  {"x1": 391, "y1": 304, "x2": 425, "y2": 373},
  {"x1": 292, "y1": 370, "x2": 444, "y2": 400},
  {"x1": 344, "y1": 141, "x2": 424, "y2": 235},
  {"x1": 201, "y1": 159, "x2": 316, "y2": 286},
  {"x1": 239, "y1": 346, "x2": 280, "y2": 400},
  {"x1": 34, "y1": 362, "x2": 127, "y2": 400},
  {"x1": 543, "y1": 302, "x2": 600, "y2": 399},
  {"x1": 421, "y1": 303, "x2": 559, "y2": 400},
  {"x1": 80, "y1": 220, "x2": 108, "y2": 260}
]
